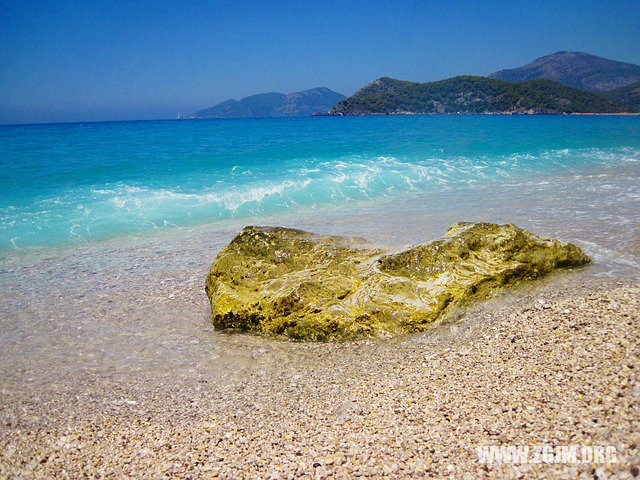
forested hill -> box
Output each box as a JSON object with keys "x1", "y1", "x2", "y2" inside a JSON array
[
  {"x1": 603, "y1": 82, "x2": 640, "y2": 112},
  {"x1": 327, "y1": 76, "x2": 629, "y2": 115}
]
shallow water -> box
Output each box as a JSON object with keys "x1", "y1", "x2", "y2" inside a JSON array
[{"x1": 0, "y1": 115, "x2": 639, "y2": 385}]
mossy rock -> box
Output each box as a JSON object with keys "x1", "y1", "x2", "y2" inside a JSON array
[{"x1": 205, "y1": 223, "x2": 590, "y2": 340}]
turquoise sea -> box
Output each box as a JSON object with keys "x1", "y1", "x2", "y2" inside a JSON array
[
  {"x1": 1, "y1": 115, "x2": 639, "y2": 380},
  {"x1": 2, "y1": 115, "x2": 639, "y2": 253}
]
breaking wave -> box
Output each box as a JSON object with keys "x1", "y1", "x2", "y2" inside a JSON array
[{"x1": 1, "y1": 147, "x2": 639, "y2": 250}]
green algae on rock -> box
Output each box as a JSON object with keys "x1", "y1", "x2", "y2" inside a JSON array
[{"x1": 205, "y1": 223, "x2": 591, "y2": 340}]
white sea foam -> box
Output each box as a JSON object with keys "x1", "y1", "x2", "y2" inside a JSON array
[{"x1": 2, "y1": 146, "x2": 640, "y2": 250}]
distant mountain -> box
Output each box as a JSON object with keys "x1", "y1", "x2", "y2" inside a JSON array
[
  {"x1": 327, "y1": 76, "x2": 627, "y2": 116},
  {"x1": 603, "y1": 81, "x2": 640, "y2": 112},
  {"x1": 490, "y1": 52, "x2": 640, "y2": 92},
  {"x1": 188, "y1": 88, "x2": 345, "y2": 118}
]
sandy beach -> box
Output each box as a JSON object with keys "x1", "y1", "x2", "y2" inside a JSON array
[{"x1": 1, "y1": 272, "x2": 638, "y2": 479}]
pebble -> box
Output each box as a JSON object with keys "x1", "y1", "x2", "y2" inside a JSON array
[{"x1": 1, "y1": 283, "x2": 638, "y2": 479}]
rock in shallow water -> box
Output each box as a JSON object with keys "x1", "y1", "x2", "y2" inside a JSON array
[{"x1": 205, "y1": 223, "x2": 590, "y2": 340}]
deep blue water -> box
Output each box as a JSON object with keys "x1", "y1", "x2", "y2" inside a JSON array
[{"x1": 1, "y1": 115, "x2": 639, "y2": 252}]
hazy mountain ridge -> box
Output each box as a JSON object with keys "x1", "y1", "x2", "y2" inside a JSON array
[
  {"x1": 188, "y1": 87, "x2": 344, "y2": 118},
  {"x1": 490, "y1": 51, "x2": 640, "y2": 92},
  {"x1": 328, "y1": 75, "x2": 627, "y2": 115}
]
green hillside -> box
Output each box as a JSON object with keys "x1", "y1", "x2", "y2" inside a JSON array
[
  {"x1": 328, "y1": 76, "x2": 628, "y2": 115},
  {"x1": 603, "y1": 82, "x2": 640, "y2": 112}
]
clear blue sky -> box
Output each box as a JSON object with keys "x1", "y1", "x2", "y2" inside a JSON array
[{"x1": 1, "y1": 0, "x2": 639, "y2": 124}]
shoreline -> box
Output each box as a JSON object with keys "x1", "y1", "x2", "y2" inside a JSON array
[
  {"x1": 3, "y1": 148, "x2": 640, "y2": 263},
  {"x1": 3, "y1": 110, "x2": 639, "y2": 130},
  {"x1": 320, "y1": 111, "x2": 640, "y2": 117},
  {"x1": 1, "y1": 277, "x2": 638, "y2": 478},
  {"x1": 1, "y1": 116, "x2": 639, "y2": 478}
]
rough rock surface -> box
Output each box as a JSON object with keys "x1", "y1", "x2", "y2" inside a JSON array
[{"x1": 205, "y1": 222, "x2": 590, "y2": 339}]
